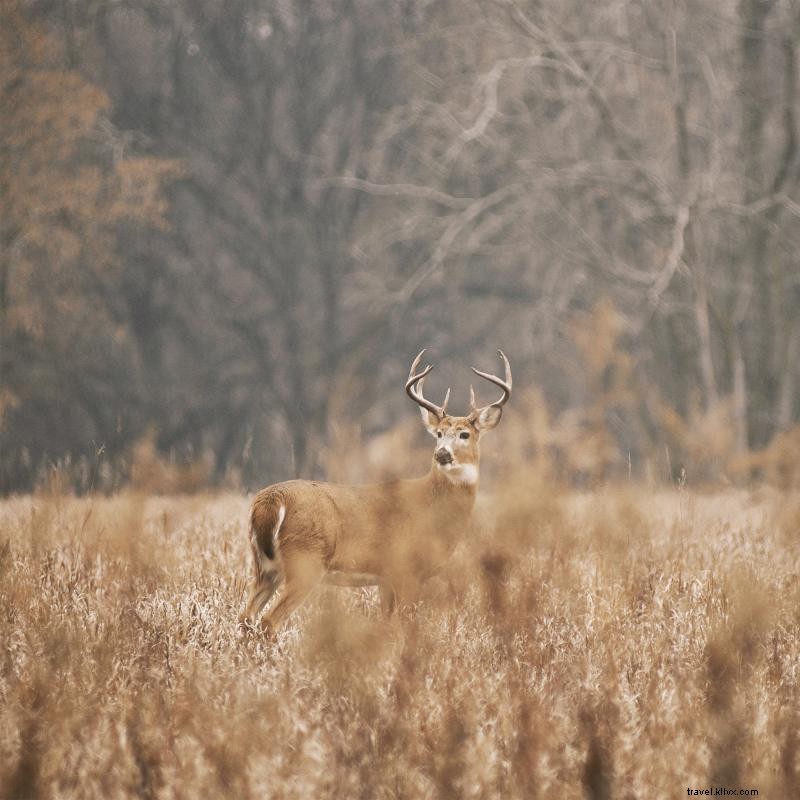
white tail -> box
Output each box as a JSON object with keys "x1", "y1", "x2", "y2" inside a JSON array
[{"x1": 239, "y1": 349, "x2": 512, "y2": 635}]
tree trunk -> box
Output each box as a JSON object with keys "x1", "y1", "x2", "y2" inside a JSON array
[
  {"x1": 731, "y1": 326, "x2": 749, "y2": 454},
  {"x1": 777, "y1": 319, "x2": 800, "y2": 430},
  {"x1": 737, "y1": 0, "x2": 776, "y2": 446},
  {"x1": 694, "y1": 278, "x2": 719, "y2": 409}
]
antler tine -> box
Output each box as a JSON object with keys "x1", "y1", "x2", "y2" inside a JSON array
[
  {"x1": 407, "y1": 349, "x2": 430, "y2": 380},
  {"x1": 406, "y1": 349, "x2": 447, "y2": 419},
  {"x1": 470, "y1": 349, "x2": 513, "y2": 409}
]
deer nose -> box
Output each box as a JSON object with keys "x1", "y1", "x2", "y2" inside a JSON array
[{"x1": 435, "y1": 448, "x2": 453, "y2": 465}]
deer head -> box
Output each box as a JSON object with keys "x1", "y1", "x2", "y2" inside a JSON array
[{"x1": 406, "y1": 350, "x2": 512, "y2": 485}]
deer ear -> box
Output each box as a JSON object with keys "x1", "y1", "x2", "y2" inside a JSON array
[
  {"x1": 475, "y1": 405, "x2": 502, "y2": 434},
  {"x1": 420, "y1": 406, "x2": 439, "y2": 436}
]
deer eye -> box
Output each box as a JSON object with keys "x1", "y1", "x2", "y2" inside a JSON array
[
  {"x1": 459, "y1": 431, "x2": 470, "y2": 440},
  {"x1": 437, "y1": 431, "x2": 443, "y2": 438}
]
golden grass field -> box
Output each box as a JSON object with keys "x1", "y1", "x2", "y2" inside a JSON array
[{"x1": 1, "y1": 479, "x2": 798, "y2": 798}]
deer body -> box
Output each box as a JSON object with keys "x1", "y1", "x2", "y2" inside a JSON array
[{"x1": 240, "y1": 351, "x2": 511, "y2": 635}]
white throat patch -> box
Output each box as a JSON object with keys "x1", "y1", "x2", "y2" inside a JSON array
[{"x1": 438, "y1": 462, "x2": 478, "y2": 486}]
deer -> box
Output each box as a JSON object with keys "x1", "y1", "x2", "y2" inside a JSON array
[{"x1": 239, "y1": 349, "x2": 512, "y2": 636}]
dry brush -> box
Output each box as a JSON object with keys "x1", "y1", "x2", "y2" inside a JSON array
[{"x1": 0, "y1": 480, "x2": 798, "y2": 798}]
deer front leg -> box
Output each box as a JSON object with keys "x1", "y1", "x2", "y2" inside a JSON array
[
  {"x1": 378, "y1": 581, "x2": 396, "y2": 616},
  {"x1": 323, "y1": 571, "x2": 397, "y2": 617}
]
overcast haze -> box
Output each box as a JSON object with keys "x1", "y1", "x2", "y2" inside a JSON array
[{"x1": 3, "y1": 0, "x2": 800, "y2": 492}]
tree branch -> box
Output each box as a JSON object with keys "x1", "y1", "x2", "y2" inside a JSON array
[{"x1": 319, "y1": 176, "x2": 476, "y2": 210}]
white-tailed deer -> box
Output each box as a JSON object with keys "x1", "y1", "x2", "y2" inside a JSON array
[{"x1": 239, "y1": 350, "x2": 512, "y2": 635}]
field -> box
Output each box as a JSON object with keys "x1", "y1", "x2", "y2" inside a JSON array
[{"x1": 1, "y1": 481, "x2": 799, "y2": 799}]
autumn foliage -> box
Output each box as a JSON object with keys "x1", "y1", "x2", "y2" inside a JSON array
[{"x1": 0, "y1": 2, "x2": 181, "y2": 491}]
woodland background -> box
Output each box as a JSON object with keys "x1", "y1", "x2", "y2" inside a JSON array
[{"x1": 4, "y1": 0, "x2": 800, "y2": 492}]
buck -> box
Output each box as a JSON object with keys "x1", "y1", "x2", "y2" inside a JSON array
[{"x1": 239, "y1": 349, "x2": 512, "y2": 635}]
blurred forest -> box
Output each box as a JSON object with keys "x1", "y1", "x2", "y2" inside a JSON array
[{"x1": 3, "y1": 0, "x2": 800, "y2": 492}]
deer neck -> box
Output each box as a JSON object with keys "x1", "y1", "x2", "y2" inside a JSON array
[{"x1": 428, "y1": 462, "x2": 479, "y2": 497}]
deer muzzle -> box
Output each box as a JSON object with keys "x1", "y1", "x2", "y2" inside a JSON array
[{"x1": 435, "y1": 448, "x2": 454, "y2": 465}]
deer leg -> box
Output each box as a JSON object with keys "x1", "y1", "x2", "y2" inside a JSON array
[
  {"x1": 378, "y1": 581, "x2": 396, "y2": 616},
  {"x1": 260, "y1": 554, "x2": 325, "y2": 637},
  {"x1": 323, "y1": 571, "x2": 397, "y2": 618},
  {"x1": 239, "y1": 569, "x2": 282, "y2": 628}
]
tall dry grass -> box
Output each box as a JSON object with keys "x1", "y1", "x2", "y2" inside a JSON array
[{"x1": 1, "y1": 475, "x2": 799, "y2": 798}]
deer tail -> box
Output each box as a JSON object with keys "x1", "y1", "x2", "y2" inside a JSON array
[{"x1": 249, "y1": 493, "x2": 286, "y2": 578}]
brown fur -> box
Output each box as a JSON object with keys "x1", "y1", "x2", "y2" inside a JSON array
[
  {"x1": 239, "y1": 465, "x2": 477, "y2": 634},
  {"x1": 240, "y1": 351, "x2": 510, "y2": 635}
]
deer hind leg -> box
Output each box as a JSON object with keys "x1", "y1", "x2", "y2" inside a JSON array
[
  {"x1": 323, "y1": 571, "x2": 397, "y2": 617},
  {"x1": 239, "y1": 568, "x2": 282, "y2": 628},
  {"x1": 260, "y1": 552, "x2": 326, "y2": 637},
  {"x1": 239, "y1": 497, "x2": 287, "y2": 630}
]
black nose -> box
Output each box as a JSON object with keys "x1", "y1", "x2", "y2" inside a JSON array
[{"x1": 435, "y1": 449, "x2": 453, "y2": 465}]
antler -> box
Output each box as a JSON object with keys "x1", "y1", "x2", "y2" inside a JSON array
[
  {"x1": 406, "y1": 349, "x2": 450, "y2": 419},
  {"x1": 470, "y1": 350, "x2": 512, "y2": 413}
]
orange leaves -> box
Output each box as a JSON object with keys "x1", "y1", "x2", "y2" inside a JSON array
[
  {"x1": 568, "y1": 298, "x2": 635, "y2": 409},
  {"x1": 569, "y1": 298, "x2": 627, "y2": 381},
  {"x1": 109, "y1": 158, "x2": 185, "y2": 229},
  {"x1": 3, "y1": 72, "x2": 108, "y2": 153},
  {"x1": 0, "y1": 2, "x2": 181, "y2": 337},
  {"x1": 0, "y1": 1, "x2": 184, "y2": 481}
]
